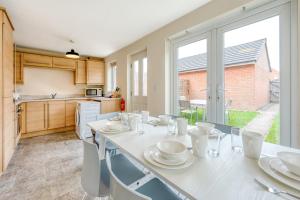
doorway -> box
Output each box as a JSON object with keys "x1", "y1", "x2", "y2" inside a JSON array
[
  {"x1": 130, "y1": 50, "x2": 148, "y2": 111},
  {"x1": 171, "y1": 1, "x2": 293, "y2": 146}
]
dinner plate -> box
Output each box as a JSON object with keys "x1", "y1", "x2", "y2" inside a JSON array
[
  {"x1": 269, "y1": 158, "x2": 300, "y2": 182},
  {"x1": 147, "y1": 119, "x2": 167, "y2": 126},
  {"x1": 109, "y1": 116, "x2": 121, "y2": 121},
  {"x1": 258, "y1": 156, "x2": 300, "y2": 191},
  {"x1": 144, "y1": 145, "x2": 195, "y2": 169},
  {"x1": 151, "y1": 149, "x2": 187, "y2": 166},
  {"x1": 99, "y1": 125, "x2": 130, "y2": 134}
]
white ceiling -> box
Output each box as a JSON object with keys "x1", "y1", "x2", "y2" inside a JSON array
[{"x1": 1, "y1": 0, "x2": 209, "y2": 57}]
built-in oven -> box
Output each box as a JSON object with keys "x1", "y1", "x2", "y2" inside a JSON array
[{"x1": 16, "y1": 104, "x2": 22, "y2": 136}]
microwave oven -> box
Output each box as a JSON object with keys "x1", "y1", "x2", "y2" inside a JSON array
[{"x1": 85, "y1": 88, "x2": 103, "y2": 97}]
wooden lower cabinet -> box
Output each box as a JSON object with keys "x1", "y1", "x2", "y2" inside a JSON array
[
  {"x1": 26, "y1": 102, "x2": 47, "y2": 133},
  {"x1": 101, "y1": 99, "x2": 121, "y2": 114},
  {"x1": 66, "y1": 100, "x2": 77, "y2": 127},
  {"x1": 2, "y1": 97, "x2": 15, "y2": 169},
  {"x1": 47, "y1": 101, "x2": 66, "y2": 129}
]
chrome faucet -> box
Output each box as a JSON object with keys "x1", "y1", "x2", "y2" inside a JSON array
[{"x1": 50, "y1": 93, "x2": 57, "y2": 99}]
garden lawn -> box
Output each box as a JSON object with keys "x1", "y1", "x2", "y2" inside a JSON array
[
  {"x1": 180, "y1": 109, "x2": 258, "y2": 128},
  {"x1": 265, "y1": 114, "x2": 280, "y2": 144}
]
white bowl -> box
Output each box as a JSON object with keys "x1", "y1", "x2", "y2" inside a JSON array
[
  {"x1": 277, "y1": 152, "x2": 300, "y2": 176},
  {"x1": 156, "y1": 140, "x2": 187, "y2": 160}
]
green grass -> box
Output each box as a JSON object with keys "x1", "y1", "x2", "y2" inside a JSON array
[
  {"x1": 265, "y1": 114, "x2": 280, "y2": 144},
  {"x1": 180, "y1": 109, "x2": 258, "y2": 128},
  {"x1": 226, "y1": 110, "x2": 258, "y2": 128}
]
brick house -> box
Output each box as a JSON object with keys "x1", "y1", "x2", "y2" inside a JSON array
[{"x1": 178, "y1": 39, "x2": 278, "y2": 111}]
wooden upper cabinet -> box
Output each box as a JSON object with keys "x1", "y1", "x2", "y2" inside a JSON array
[
  {"x1": 86, "y1": 60, "x2": 105, "y2": 85},
  {"x1": 65, "y1": 100, "x2": 77, "y2": 127},
  {"x1": 22, "y1": 53, "x2": 52, "y2": 68},
  {"x1": 47, "y1": 101, "x2": 66, "y2": 129},
  {"x1": 53, "y1": 57, "x2": 76, "y2": 70},
  {"x1": 26, "y1": 102, "x2": 47, "y2": 133},
  {"x1": 75, "y1": 60, "x2": 86, "y2": 84},
  {"x1": 2, "y1": 14, "x2": 14, "y2": 98},
  {"x1": 15, "y1": 52, "x2": 23, "y2": 84}
]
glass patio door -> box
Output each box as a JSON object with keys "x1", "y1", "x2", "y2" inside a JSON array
[
  {"x1": 216, "y1": 3, "x2": 291, "y2": 145},
  {"x1": 171, "y1": 1, "x2": 293, "y2": 146},
  {"x1": 172, "y1": 32, "x2": 213, "y2": 124}
]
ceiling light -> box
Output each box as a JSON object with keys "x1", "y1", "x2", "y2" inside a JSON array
[{"x1": 66, "y1": 49, "x2": 79, "y2": 59}]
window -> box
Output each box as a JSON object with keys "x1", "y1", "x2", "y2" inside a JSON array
[
  {"x1": 133, "y1": 60, "x2": 139, "y2": 96},
  {"x1": 110, "y1": 62, "x2": 117, "y2": 91},
  {"x1": 142, "y1": 58, "x2": 147, "y2": 96}
]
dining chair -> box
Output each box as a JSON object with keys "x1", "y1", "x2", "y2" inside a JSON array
[
  {"x1": 81, "y1": 140, "x2": 110, "y2": 200},
  {"x1": 106, "y1": 153, "x2": 182, "y2": 200},
  {"x1": 81, "y1": 140, "x2": 146, "y2": 200}
]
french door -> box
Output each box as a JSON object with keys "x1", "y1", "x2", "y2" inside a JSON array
[
  {"x1": 130, "y1": 50, "x2": 148, "y2": 111},
  {"x1": 171, "y1": 1, "x2": 293, "y2": 146}
]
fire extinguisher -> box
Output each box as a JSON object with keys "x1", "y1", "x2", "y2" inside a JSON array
[{"x1": 120, "y1": 98, "x2": 125, "y2": 112}]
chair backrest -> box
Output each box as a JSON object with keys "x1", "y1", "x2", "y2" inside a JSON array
[
  {"x1": 178, "y1": 100, "x2": 191, "y2": 109},
  {"x1": 81, "y1": 140, "x2": 102, "y2": 197},
  {"x1": 106, "y1": 153, "x2": 151, "y2": 200}
]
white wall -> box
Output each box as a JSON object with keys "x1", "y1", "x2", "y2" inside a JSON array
[
  {"x1": 16, "y1": 67, "x2": 85, "y2": 95},
  {"x1": 105, "y1": 0, "x2": 255, "y2": 116},
  {"x1": 297, "y1": 0, "x2": 300, "y2": 147}
]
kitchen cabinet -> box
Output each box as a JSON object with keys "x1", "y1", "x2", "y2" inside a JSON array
[
  {"x1": 47, "y1": 101, "x2": 66, "y2": 129},
  {"x1": 26, "y1": 102, "x2": 47, "y2": 133},
  {"x1": 15, "y1": 51, "x2": 23, "y2": 84},
  {"x1": 86, "y1": 60, "x2": 105, "y2": 85},
  {"x1": 22, "y1": 53, "x2": 52, "y2": 68},
  {"x1": 101, "y1": 99, "x2": 121, "y2": 114},
  {"x1": 53, "y1": 57, "x2": 76, "y2": 70},
  {"x1": 1, "y1": 9, "x2": 15, "y2": 172},
  {"x1": 66, "y1": 100, "x2": 77, "y2": 127},
  {"x1": 75, "y1": 60, "x2": 86, "y2": 84}
]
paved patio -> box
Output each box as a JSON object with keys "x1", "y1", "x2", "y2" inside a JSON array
[{"x1": 244, "y1": 103, "x2": 279, "y2": 135}]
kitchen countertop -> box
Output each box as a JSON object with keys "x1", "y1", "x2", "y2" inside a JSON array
[{"x1": 15, "y1": 95, "x2": 121, "y2": 105}]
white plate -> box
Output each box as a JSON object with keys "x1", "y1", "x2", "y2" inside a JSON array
[
  {"x1": 151, "y1": 149, "x2": 187, "y2": 166},
  {"x1": 147, "y1": 119, "x2": 167, "y2": 126},
  {"x1": 99, "y1": 126, "x2": 130, "y2": 134},
  {"x1": 269, "y1": 158, "x2": 300, "y2": 182},
  {"x1": 258, "y1": 157, "x2": 300, "y2": 191},
  {"x1": 144, "y1": 145, "x2": 195, "y2": 169},
  {"x1": 110, "y1": 116, "x2": 121, "y2": 121}
]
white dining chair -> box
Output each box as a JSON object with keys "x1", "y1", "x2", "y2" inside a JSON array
[
  {"x1": 106, "y1": 152, "x2": 151, "y2": 200},
  {"x1": 81, "y1": 140, "x2": 110, "y2": 200},
  {"x1": 81, "y1": 140, "x2": 147, "y2": 200},
  {"x1": 106, "y1": 153, "x2": 183, "y2": 200}
]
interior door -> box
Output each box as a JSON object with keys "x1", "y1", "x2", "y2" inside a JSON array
[{"x1": 130, "y1": 51, "x2": 148, "y2": 111}]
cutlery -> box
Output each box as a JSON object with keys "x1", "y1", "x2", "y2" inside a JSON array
[{"x1": 255, "y1": 177, "x2": 300, "y2": 199}]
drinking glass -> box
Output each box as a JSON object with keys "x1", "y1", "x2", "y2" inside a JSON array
[
  {"x1": 137, "y1": 117, "x2": 145, "y2": 135},
  {"x1": 231, "y1": 127, "x2": 242, "y2": 152},
  {"x1": 167, "y1": 119, "x2": 176, "y2": 135},
  {"x1": 207, "y1": 128, "x2": 223, "y2": 157},
  {"x1": 120, "y1": 113, "x2": 129, "y2": 126}
]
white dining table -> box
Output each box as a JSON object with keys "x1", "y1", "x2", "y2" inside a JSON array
[{"x1": 88, "y1": 119, "x2": 300, "y2": 200}]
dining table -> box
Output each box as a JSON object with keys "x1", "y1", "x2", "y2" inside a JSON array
[{"x1": 88, "y1": 118, "x2": 300, "y2": 200}]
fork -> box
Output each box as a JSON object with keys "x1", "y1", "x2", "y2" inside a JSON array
[{"x1": 255, "y1": 177, "x2": 300, "y2": 199}]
